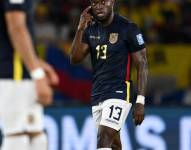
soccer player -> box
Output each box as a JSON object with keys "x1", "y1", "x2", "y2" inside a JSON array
[
  {"x1": 70, "y1": 0, "x2": 148, "y2": 149},
  {"x1": 0, "y1": 0, "x2": 58, "y2": 150}
]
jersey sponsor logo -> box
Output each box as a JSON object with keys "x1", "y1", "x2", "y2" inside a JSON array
[
  {"x1": 89, "y1": 35, "x2": 100, "y2": 39},
  {"x1": 109, "y1": 33, "x2": 118, "y2": 44},
  {"x1": 116, "y1": 91, "x2": 123, "y2": 93},
  {"x1": 10, "y1": 0, "x2": 24, "y2": 4},
  {"x1": 136, "y1": 34, "x2": 144, "y2": 45}
]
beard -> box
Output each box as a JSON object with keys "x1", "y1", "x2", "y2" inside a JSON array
[{"x1": 95, "y1": 10, "x2": 112, "y2": 22}]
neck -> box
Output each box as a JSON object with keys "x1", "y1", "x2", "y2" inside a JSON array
[{"x1": 100, "y1": 11, "x2": 114, "y2": 27}]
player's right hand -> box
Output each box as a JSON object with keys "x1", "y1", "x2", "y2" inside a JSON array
[
  {"x1": 78, "y1": 6, "x2": 93, "y2": 30},
  {"x1": 35, "y1": 77, "x2": 53, "y2": 106},
  {"x1": 38, "y1": 59, "x2": 59, "y2": 86}
]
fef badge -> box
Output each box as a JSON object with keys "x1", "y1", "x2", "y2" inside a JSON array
[{"x1": 109, "y1": 33, "x2": 118, "y2": 44}]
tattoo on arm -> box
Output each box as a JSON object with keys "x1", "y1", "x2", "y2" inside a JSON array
[{"x1": 132, "y1": 48, "x2": 148, "y2": 96}]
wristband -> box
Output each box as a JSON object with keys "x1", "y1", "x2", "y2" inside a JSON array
[
  {"x1": 136, "y1": 95, "x2": 145, "y2": 105},
  {"x1": 30, "y1": 68, "x2": 45, "y2": 80}
]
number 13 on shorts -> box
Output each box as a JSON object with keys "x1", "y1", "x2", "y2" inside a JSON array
[
  {"x1": 100, "y1": 99, "x2": 132, "y2": 131},
  {"x1": 109, "y1": 105, "x2": 123, "y2": 121}
]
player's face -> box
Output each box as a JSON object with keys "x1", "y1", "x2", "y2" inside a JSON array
[{"x1": 90, "y1": 0, "x2": 114, "y2": 21}]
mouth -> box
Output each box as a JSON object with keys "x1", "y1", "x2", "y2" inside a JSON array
[{"x1": 96, "y1": 11, "x2": 105, "y2": 17}]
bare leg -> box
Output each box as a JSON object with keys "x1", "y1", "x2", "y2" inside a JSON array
[
  {"x1": 111, "y1": 132, "x2": 122, "y2": 150},
  {"x1": 97, "y1": 125, "x2": 118, "y2": 149}
]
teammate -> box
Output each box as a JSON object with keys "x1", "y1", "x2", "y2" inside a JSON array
[
  {"x1": 0, "y1": 0, "x2": 58, "y2": 150},
  {"x1": 70, "y1": 0, "x2": 148, "y2": 149}
]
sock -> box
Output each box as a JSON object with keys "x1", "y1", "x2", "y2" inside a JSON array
[
  {"x1": 30, "y1": 133, "x2": 47, "y2": 150},
  {"x1": 1, "y1": 135, "x2": 30, "y2": 150},
  {"x1": 97, "y1": 148, "x2": 112, "y2": 150}
]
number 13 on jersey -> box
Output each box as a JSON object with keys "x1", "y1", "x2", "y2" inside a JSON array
[{"x1": 96, "y1": 45, "x2": 108, "y2": 60}]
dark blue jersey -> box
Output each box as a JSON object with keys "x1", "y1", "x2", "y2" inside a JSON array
[
  {"x1": 0, "y1": 0, "x2": 35, "y2": 80},
  {"x1": 82, "y1": 14, "x2": 146, "y2": 105}
]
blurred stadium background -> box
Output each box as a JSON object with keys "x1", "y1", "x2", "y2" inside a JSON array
[{"x1": 5, "y1": 0, "x2": 191, "y2": 149}]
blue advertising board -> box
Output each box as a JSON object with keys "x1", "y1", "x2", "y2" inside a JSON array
[{"x1": 43, "y1": 107, "x2": 191, "y2": 150}]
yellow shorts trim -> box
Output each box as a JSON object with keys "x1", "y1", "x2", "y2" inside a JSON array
[
  {"x1": 13, "y1": 51, "x2": 23, "y2": 81},
  {"x1": 126, "y1": 81, "x2": 130, "y2": 103}
]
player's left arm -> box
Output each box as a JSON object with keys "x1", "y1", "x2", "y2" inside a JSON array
[{"x1": 131, "y1": 48, "x2": 148, "y2": 126}]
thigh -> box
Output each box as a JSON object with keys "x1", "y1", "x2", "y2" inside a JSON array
[
  {"x1": 0, "y1": 80, "x2": 43, "y2": 134},
  {"x1": 26, "y1": 103, "x2": 44, "y2": 133},
  {"x1": 100, "y1": 99, "x2": 132, "y2": 131},
  {"x1": 0, "y1": 80, "x2": 34, "y2": 135},
  {"x1": 25, "y1": 82, "x2": 44, "y2": 133},
  {"x1": 97, "y1": 125, "x2": 118, "y2": 148}
]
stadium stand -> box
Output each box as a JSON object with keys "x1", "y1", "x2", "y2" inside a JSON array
[{"x1": 34, "y1": 0, "x2": 191, "y2": 106}]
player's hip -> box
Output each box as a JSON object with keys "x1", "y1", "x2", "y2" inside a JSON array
[
  {"x1": 91, "y1": 81, "x2": 133, "y2": 105},
  {"x1": 0, "y1": 79, "x2": 34, "y2": 86},
  {"x1": 0, "y1": 80, "x2": 44, "y2": 135},
  {"x1": 0, "y1": 80, "x2": 37, "y2": 108},
  {"x1": 91, "y1": 93, "x2": 128, "y2": 106},
  {"x1": 92, "y1": 98, "x2": 132, "y2": 131}
]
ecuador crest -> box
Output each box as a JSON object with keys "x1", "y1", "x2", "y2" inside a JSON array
[{"x1": 109, "y1": 33, "x2": 118, "y2": 44}]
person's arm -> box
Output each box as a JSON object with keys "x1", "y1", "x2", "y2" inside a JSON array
[
  {"x1": 132, "y1": 48, "x2": 148, "y2": 96},
  {"x1": 70, "y1": 6, "x2": 92, "y2": 64},
  {"x1": 5, "y1": 8, "x2": 53, "y2": 106},
  {"x1": 132, "y1": 48, "x2": 148, "y2": 126},
  {"x1": 5, "y1": 11, "x2": 40, "y2": 70},
  {"x1": 126, "y1": 23, "x2": 148, "y2": 126}
]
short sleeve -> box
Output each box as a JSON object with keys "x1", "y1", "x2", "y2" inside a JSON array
[
  {"x1": 82, "y1": 28, "x2": 89, "y2": 44},
  {"x1": 128, "y1": 23, "x2": 146, "y2": 53},
  {"x1": 3, "y1": 0, "x2": 27, "y2": 11}
]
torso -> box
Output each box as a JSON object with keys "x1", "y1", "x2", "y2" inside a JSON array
[{"x1": 84, "y1": 14, "x2": 143, "y2": 105}]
